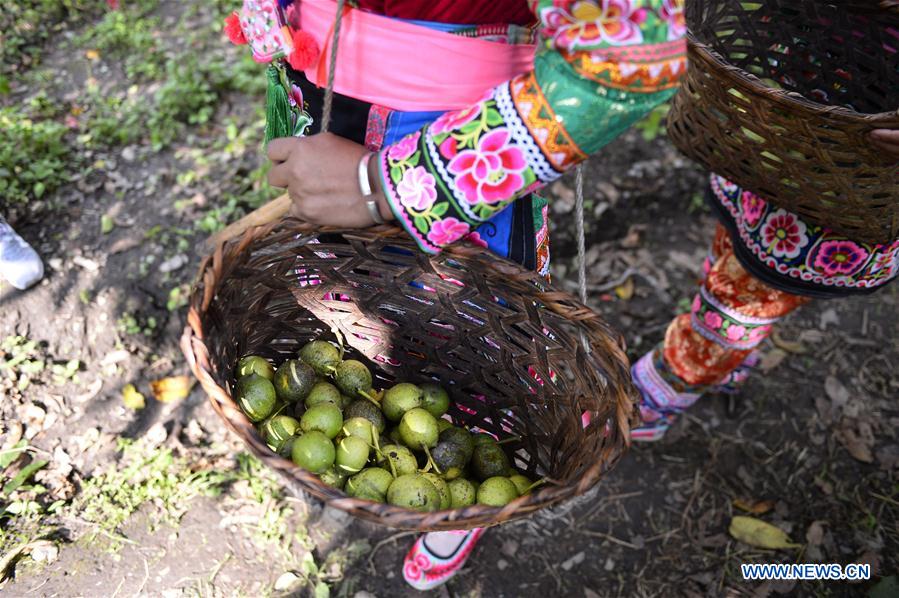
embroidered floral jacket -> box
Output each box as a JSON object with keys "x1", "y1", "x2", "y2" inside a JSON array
[{"x1": 376, "y1": 0, "x2": 687, "y2": 253}]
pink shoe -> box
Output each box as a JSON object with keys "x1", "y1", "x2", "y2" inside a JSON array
[{"x1": 402, "y1": 528, "x2": 484, "y2": 591}]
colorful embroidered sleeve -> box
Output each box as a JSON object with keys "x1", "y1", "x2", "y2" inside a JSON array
[{"x1": 377, "y1": 0, "x2": 686, "y2": 253}]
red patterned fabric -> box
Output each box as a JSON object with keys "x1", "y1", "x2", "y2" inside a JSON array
[
  {"x1": 664, "y1": 225, "x2": 809, "y2": 386},
  {"x1": 355, "y1": 0, "x2": 534, "y2": 25}
]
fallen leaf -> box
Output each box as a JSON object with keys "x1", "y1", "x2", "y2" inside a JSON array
[
  {"x1": 614, "y1": 277, "x2": 634, "y2": 300},
  {"x1": 101, "y1": 214, "x2": 115, "y2": 234},
  {"x1": 85, "y1": 49, "x2": 100, "y2": 61},
  {"x1": 733, "y1": 498, "x2": 775, "y2": 515},
  {"x1": 805, "y1": 520, "x2": 825, "y2": 547},
  {"x1": 109, "y1": 237, "x2": 143, "y2": 254},
  {"x1": 758, "y1": 349, "x2": 788, "y2": 372},
  {"x1": 274, "y1": 571, "x2": 301, "y2": 592},
  {"x1": 771, "y1": 331, "x2": 806, "y2": 354},
  {"x1": 824, "y1": 376, "x2": 850, "y2": 408},
  {"x1": 620, "y1": 224, "x2": 645, "y2": 248},
  {"x1": 728, "y1": 516, "x2": 800, "y2": 549},
  {"x1": 835, "y1": 419, "x2": 875, "y2": 463},
  {"x1": 122, "y1": 384, "x2": 145, "y2": 410},
  {"x1": 150, "y1": 375, "x2": 193, "y2": 403},
  {"x1": 551, "y1": 181, "x2": 575, "y2": 202}
]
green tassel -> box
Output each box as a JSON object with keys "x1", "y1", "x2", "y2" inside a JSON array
[{"x1": 264, "y1": 64, "x2": 292, "y2": 145}]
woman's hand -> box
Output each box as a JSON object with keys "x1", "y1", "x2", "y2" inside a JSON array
[
  {"x1": 267, "y1": 133, "x2": 392, "y2": 226},
  {"x1": 870, "y1": 128, "x2": 899, "y2": 161}
]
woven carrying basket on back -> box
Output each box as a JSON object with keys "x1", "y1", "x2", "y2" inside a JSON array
[
  {"x1": 181, "y1": 220, "x2": 635, "y2": 531},
  {"x1": 667, "y1": 0, "x2": 899, "y2": 244}
]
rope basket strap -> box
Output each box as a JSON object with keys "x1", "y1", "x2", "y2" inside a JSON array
[{"x1": 668, "y1": 0, "x2": 899, "y2": 244}]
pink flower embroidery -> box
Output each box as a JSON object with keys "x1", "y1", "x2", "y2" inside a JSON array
[
  {"x1": 465, "y1": 231, "x2": 488, "y2": 248},
  {"x1": 812, "y1": 240, "x2": 869, "y2": 276},
  {"x1": 431, "y1": 104, "x2": 482, "y2": 136},
  {"x1": 396, "y1": 166, "x2": 437, "y2": 211},
  {"x1": 725, "y1": 324, "x2": 746, "y2": 341},
  {"x1": 447, "y1": 129, "x2": 527, "y2": 205},
  {"x1": 691, "y1": 294, "x2": 701, "y2": 314},
  {"x1": 387, "y1": 131, "x2": 420, "y2": 162},
  {"x1": 659, "y1": 0, "x2": 686, "y2": 41},
  {"x1": 544, "y1": 0, "x2": 646, "y2": 50},
  {"x1": 439, "y1": 136, "x2": 459, "y2": 159},
  {"x1": 748, "y1": 325, "x2": 771, "y2": 342},
  {"x1": 760, "y1": 209, "x2": 808, "y2": 258},
  {"x1": 427, "y1": 218, "x2": 470, "y2": 246},
  {"x1": 403, "y1": 553, "x2": 430, "y2": 582},
  {"x1": 740, "y1": 190, "x2": 766, "y2": 227},
  {"x1": 869, "y1": 248, "x2": 899, "y2": 275},
  {"x1": 288, "y1": 84, "x2": 304, "y2": 109},
  {"x1": 703, "y1": 310, "x2": 723, "y2": 330},
  {"x1": 718, "y1": 176, "x2": 739, "y2": 195}
]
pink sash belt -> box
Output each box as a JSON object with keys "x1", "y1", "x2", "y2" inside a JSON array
[{"x1": 296, "y1": 1, "x2": 536, "y2": 112}]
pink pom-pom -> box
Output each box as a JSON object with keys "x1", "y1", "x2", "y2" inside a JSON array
[
  {"x1": 287, "y1": 29, "x2": 320, "y2": 71},
  {"x1": 223, "y1": 12, "x2": 247, "y2": 45}
]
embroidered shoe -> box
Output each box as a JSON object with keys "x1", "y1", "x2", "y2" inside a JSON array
[
  {"x1": 630, "y1": 407, "x2": 674, "y2": 442},
  {"x1": 630, "y1": 349, "x2": 759, "y2": 442},
  {"x1": 402, "y1": 528, "x2": 484, "y2": 591},
  {"x1": 0, "y1": 217, "x2": 44, "y2": 290}
]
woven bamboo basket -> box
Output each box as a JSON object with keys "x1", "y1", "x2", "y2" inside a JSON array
[
  {"x1": 668, "y1": 0, "x2": 899, "y2": 244},
  {"x1": 181, "y1": 220, "x2": 636, "y2": 531}
]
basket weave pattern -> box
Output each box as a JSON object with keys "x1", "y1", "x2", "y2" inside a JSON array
[
  {"x1": 181, "y1": 221, "x2": 636, "y2": 530},
  {"x1": 668, "y1": 0, "x2": 899, "y2": 244}
]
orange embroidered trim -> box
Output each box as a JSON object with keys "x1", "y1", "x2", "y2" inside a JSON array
[
  {"x1": 565, "y1": 53, "x2": 686, "y2": 93},
  {"x1": 510, "y1": 71, "x2": 587, "y2": 172}
]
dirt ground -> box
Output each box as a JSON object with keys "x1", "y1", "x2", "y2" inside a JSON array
[{"x1": 1, "y1": 2, "x2": 897, "y2": 597}]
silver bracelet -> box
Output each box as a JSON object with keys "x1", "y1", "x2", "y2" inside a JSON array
[
  {"x1": 358, "y1": 152, "x2": 385, "y2": 225},
  {"x1": 358, "y1": 152, "x2": 374, "y2": 197}
]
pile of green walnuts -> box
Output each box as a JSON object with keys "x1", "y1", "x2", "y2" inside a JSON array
[{"x1": 235, "y1": 341, "x2": 539, "y2": 512}]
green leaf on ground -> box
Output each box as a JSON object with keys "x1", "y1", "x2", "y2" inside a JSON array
[
  {"x1": 2, "y1": 460, "x2": 48, "y2": 497},
  {"x1": 0, "y1": 441, "x2": 28, "y2": 470},
  {"x1": 729, "y1": 516, "x2": 800, "y2": 549},
  {"x1": 314, "y1": 581, "x2": 330, "y2": 598}
]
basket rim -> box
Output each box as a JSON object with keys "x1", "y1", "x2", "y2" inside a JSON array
[
  {"x1": 687, "y1": 34, "x2": 899, "y2": 125},
  {"x1": 181, "y1": 219, "x2": 636, "y2": 530}
]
